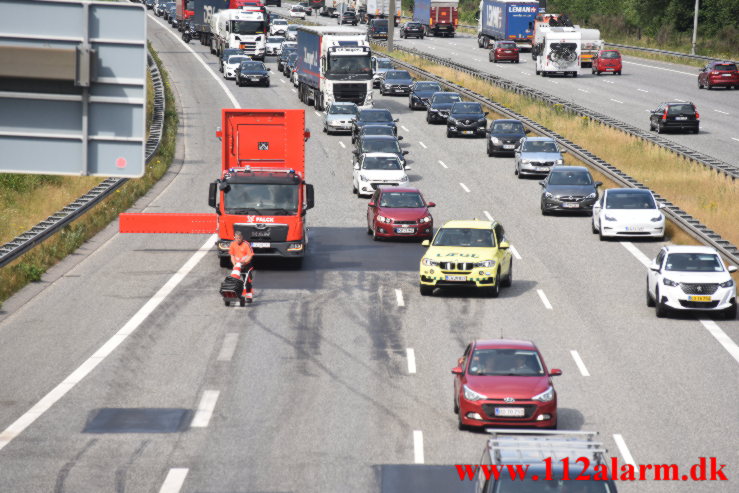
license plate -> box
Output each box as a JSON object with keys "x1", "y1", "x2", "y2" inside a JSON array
[
  {"x1": 562, "y1": 202, "x2": 579, "y2": 208},
  {"x1": 396, "y1": 227, "x2": 415, "y2": 234},
  {"x1": 445, "y1": 275, "x2": 467, "y2": 281},
  {"x1": 536, "y1": 166, "x2": 550, "y2": 171},
  {"x1": 504, "y1": 50, "x2": 512, "y2": 53},
  {"x1": 462, "y1": 130, "x2": 473, "y2": 135},
  {"x1": 624, "y1": 226, "x2": 643, "y2": 232},
  {"x1": 722, "y1": 74, "x2": 732, "y2": 77},
  {"x1": 394, "y1": 89, "x2": 404, "y2": 92},
  {"x1": 495, "y1": 407, "x2": 525, "y2": 417},
  {"x1": 675, "y1": 116, "x2": 688, "y2": 120},
  {"x1": 251, "y1": 242, "x2": 271, "y2": 248},
  {"x1": 503, "y1": 144, "x2": 515, "y2": 149},
  {"x1": 688, "y1": 295, "x2": 712, "y2": 302},
  {"x1": 250, "y1": 77, "x2": 261, "y2": 81}
]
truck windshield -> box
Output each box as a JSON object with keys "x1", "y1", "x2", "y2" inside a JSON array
[
  {"x1": 327, "y1": 55, "x2": 372, "y2": 78},
  {"x1": 223, "y1": 184, "x2": 299, "y2": 214},
  {"x1": 231, "y1": 20, "x2": 266, "y2": 35}
]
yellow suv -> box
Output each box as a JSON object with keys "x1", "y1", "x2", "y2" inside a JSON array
[{"x1": 419, "y1": 219, "x2": 513, "y2": 297}]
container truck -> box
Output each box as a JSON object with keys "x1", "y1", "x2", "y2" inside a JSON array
[
  {"x1": 119, "y1": 109, "x2": 315, "y2": 268},
  {"x1": 176, "y1": 0, "x2": 195, "y2": 31},
  {"x1": 190, "y1": 0, "x2": 261, "y2": 46},
  {"x1": 476, "y1": 0, "x2": 538, "y2": 50},
  {"x1": 413, "y1": 0, "x2": 458, "y2": 37},
  {"x1": 363, "y1": 0, "x2": 402, "y2": 24},
  {"x1": 295, "y1": 26, "x2": 373, "y2": 110},
  {"x1": 579, "y1": 28, "x2": 603, "y2": 67},
  {"x1": 535, "y1": 27, "x2": 580, "y2": 77},
  {"x1": 209, "y1": 7, "x2": 268, "y2": 59}
]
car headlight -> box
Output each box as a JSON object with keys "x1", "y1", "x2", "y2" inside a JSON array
[
  {"x1": 478, "y1": 118, "x2": 486, "y2": 123},
  {"x1": 447, "y1": 118, "x2": 457, "y2": 125},
  {"x1": 430, "y1": 108, "x2": 439, "y2": 113},
  {"x1": 491, "y1": 137, "x2": 501, "y2": 145},
  {"x1": 474, "y1": 260, "x2": 495, "y2": 268},
  {"x1": 586, "y1": 192, "x2": 596, "y2": 199},
  {"x1": 359, "y1": 174, "x2": 369, "y2": 181},
  {"x1": 604, "y1": 214, "x2": 617, "y2": 222},
  {"x1": 463, "y1": 385, "x2": 486, "y2": 401},
  {"x1": 544, "y1": 192, "x2": 553, "y2": 198},
  {"x1": 719, "y1": 279, "x2": 735, "y2": 288},
  {"x1": 662, "y1": 278, "x2": 679, "y2": 287},
  {"x1": 383, "y1": 83, "x2": 391, "y2": 88},
  {"x1": 419, "y1": 215, "x2": 432, "y2": 223},
  {"x1": 422, "y1": 258, "x2": 438, "y2": 266},
  {"x1": 650, "y1": 214, "x2": 664, "y2": 222},
  {"x1": 521, "y1": 159, "x2": 531, "y2": 164},
  {"x1": 400, "y1": 175, "x2": 409, "y2": 182},
  {"x1": 377, "y1": 215, "x2": 391, "y2": 223},
  {"x1": 532, "y1": 386, "x2": 554, "y2": 402},
  {"x1": 556, "y1": 159, "x2": 564, "y2": 165}
]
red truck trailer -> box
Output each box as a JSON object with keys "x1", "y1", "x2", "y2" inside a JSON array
[
  {"x1": 413, "y1": 0, "x2": 458, "y2": 38},
  {"x1": 119, "y1": 109, "x2": 314, "y2": 268}
]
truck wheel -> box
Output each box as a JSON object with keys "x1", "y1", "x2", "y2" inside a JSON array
[{"x1": 482, "y1": 37, "x2": 489, "y2": 49}]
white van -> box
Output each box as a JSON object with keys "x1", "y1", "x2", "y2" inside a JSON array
[{"x1": 535, "y1": 27, "x2": 581, "y2": 77}]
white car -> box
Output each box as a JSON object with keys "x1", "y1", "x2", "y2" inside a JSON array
[
  {"x1": 352, "y1": 153, "x2": 410, "y2": 197},
  {"x1": 223, "y1": 54, "x2": 251, "y2": 80},
  {"x1": 285, "y1": 25, "x2": 299, "y2": 41},
  {"x1": 269, "y1": 19, "x2": 289, "y2": 36},
  {"x1": 592, "y1": 188, "x2": 665, "y2": 241},
  {"x1": 289, "y1": 6, "x2": 305, "y2": 18},
  {"x1": 647, "y1": 245, "x2": 737, "y2": 319},
  {"x1": 266, "y1": 36, "x2": 285, "y2": 56}
]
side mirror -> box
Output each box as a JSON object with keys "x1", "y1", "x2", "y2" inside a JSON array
[
  {"x1": 484, "y1": 111, "x2": 489, "y2": 116},
  {"x1": 524, "y1": 129, "x2": 531, "y2": 134},
  {"x1": 538, "y1": 180, "x2": 546, "y2": 186},
  {"x1": 393, "y1": 118, "x2": 399, "y2": 122},
  {"x1": 397, "y1": 135, "x2": 404, "y2": 140},
  {"x1": 560, "y1": 149, "x2": 567, "y2": 154},
  {"x1": 728, "y1": 265, "x2": 738, "y2": 273},
  {"x1": 427, "y1": 201, "x2": 436, "y2": 207},
  {"x1": 549, "y1": 369, "x2": 562, "y2": 377},
  {"x1": 208, "y1": 181, "x2": 218, "y2": 208},
  {"x1": 658, "y1": 203, "x2": 665, "y2": 209},
  {"x1": 421, "y1": 239, "x2": 430, "y2": 247},
  {"x1": 368, "y1": 201, "x2": 375, "y2": 207},
  {"x1": 451, "y1": 367, "x2": 463, "y2": 375},
  {"x1": 402, "y1": 151, "x2": 409, "y2": 155},
  {"x1": 594, "y1": 181, "x2": 603, "y2": 187},
  {"x1": 305, "y1": 184, "x2": 315, "y2": 210},
  {"x1": 353, "y1": 164, "x2": 359, "y2": 170},
  {"x1": 499, "y1": 241, "x2": 510, "y2": 249},
  {"x1": 649, "y1": 262, "x2": 660, "y2": 272},
  {"x1": 404, "y1": 166, "x2": 412, "y2": 170}
]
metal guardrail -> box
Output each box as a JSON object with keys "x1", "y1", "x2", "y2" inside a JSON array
[
  {"x1": 0, "y1": 52, "x2": 166, "y2": 269},
  {"x1": 375, "y1": 44, "x2": 739, "y2": 264}
]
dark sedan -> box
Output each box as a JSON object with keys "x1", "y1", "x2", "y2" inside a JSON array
[
  {"x1": 339, "y1": 10, "x2": 358, "y2": 25},
  {"x1": 283, "y1": 52, "x2": 298, "y2": 77},
  {"x1": 446, "y1": 102, "x2": 488, "y2": 138},
  {"x1": 539, "y1": 166, "x2": 602, "y2": 215},
  {"x1": 426, "y1": 92, "x2": 462, "y2": 123},
  {"x1": 352, "y1": 109, "x2": 398, "y2": 143},
  {"x1": 277, "y1": 46, "x2": 296, "y2": 72},
  {"x1": 408, "y1": 81, "x2": 442, "y2": 110},
  {"x1": 354, "y1": 135, "x2": 409, "y2": 167},
  {"x1": 649, "y1": 101, "x2": 699, "y2": 134},
  {"x1": 236, "y1": 61, "x2": 270, "y2": 87},
  {"x1": 379, "y1": 70, "x2": 414, "y2": 96},
  {"x1": 486, "y1": 119, "x2": 529, "y2": 156},
  {"x1": 400, "y1": 22, "x2": 424, "y2": 39}
]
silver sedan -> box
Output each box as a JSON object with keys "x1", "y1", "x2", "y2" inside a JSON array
[{"x1": 323, "y1": 102, "x2": 359, "y2": 135}]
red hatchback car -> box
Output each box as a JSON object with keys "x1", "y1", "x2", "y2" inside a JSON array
[
  {"x1": 698, "y1": 61, "x2": 739, "y2": 90},
  {"x1": 591, "y1": 49, "x2": 622, "y2": 75},
  {"x1": 453, "y1": 339, "x2": 561, "y2": 430},
  {"x1": 489, "y1": 40, "x2": 519, "y2": 63},
  {"x1": 366, "y1": 187, "x2": 435, "y2": 241}
]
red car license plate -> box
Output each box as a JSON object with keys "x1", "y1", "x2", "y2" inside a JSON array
[
  {"x1": 396, "y1": 227, "x2": 415, "y2": 234},
  {"x1": 495, "y1": 407, "x2": 525, "y2": 417}
]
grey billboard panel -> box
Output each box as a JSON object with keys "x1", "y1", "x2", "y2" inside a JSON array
[{"x1": 0, "y1": 0, "x2": 147, "y2": 178}]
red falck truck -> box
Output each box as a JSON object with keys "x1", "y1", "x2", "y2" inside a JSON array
[{"x1": 120, "y1": 109, "x2": 314, "y2": 268}]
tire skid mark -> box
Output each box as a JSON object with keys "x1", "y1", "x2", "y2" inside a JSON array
[{"x1": 54, "y1": 439, "x2": 99, "y2": 493}]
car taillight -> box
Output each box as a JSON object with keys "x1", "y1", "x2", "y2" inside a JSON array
[
  {"x1": 662, "y1": 109, "x2": 668, "y2": 121},
  {"x1": 695, "y1": 110, "x2": 700, "y2": 120},
  {"x1": 711, "y1": 71, "x2": 720, "y2": 75}
]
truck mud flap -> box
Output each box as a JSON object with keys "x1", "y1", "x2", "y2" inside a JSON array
[{"x1": 119, "y1": 213, "x2": 217, "y2": 234}]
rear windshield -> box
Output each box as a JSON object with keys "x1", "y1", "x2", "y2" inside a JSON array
[
  {"x1": 548, "y1": 170, "x2": 593, "y2": 186},
  {"x1": 522, "y1": 140, "x2": 558, "y2": 153},
  {"x1": 493, "y1": 121, "x2": 524, "y2": 133},
  {"x1": 406, "y1": 23, "x2": 421, "y2": 28},
  {"x1": 600, "y1": 50, "x2": 620, "y2": 59},
  {"x1": 714, "y1": 63, "x2": 737, "y2": 71},
  {"x1": 667, "y1": 104, "x2": 696, "y2": 116},
  {"x1": 605, "y1": 191, "x2": 656, "y2": 209},
  {"x1": 433, "y1": 93, "x2": 461, "y2": 103},
  {"x1": 665, "y1": 253, "x2": 724, "y2": 272}
]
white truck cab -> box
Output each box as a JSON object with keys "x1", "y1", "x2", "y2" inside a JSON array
[{"x1": 210, "y1": 8, "x2": 267, "y2": 60}]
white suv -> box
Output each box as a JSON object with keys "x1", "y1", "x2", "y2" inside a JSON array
[
  {"x1": 647, "y1": 245, "x2": 737, "y2": 319},
  {"x1": 352, "y1": 153, "x2": 409, "y2": 197}
]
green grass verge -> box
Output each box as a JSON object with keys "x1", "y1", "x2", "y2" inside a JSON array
[{"x1": 0, "y1": 45, "x2": 178, "y2": 309}]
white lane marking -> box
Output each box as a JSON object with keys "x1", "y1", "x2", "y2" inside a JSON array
[
  {"x1": 419, "y1": 141, "x2": 428, "y2": 149},
  {"x1": 459, "y1": 182, "x2": 470, "y2": 193},
  {"x1": 191, "y1": 390, "x2": 220, "y2": 428},
  {"x1": 413, "y1": 430, "x2": 424, "y2": 464},
  {"x1": 395, "y1": 288, "x2": 405, "y2": 307},
  {"x1": 430, "y1": 47, "x2": 436, "y2": 50},
  {"x1": 339, "y1": 141, "x2": 346, "y2": 148},
  {"x1": 570, "y1": 350, "x2": 591, "y2": 377},
  {"x1": 699, "y1": 319, "x2": 739, "y2": 365},
  {"x1": 644, "y1": 109, "x2": 652, "y2": 112},
  {"x1": 280, "y1": 79, "x2": 285, "y2": 83},
  {"x1": 620, "y1": 241, "x2": 651, "y2": 268},
  {"x1": 148, "y1": 15, "x2": 240, "y2": 108},
  {"x1": 714, "y1": 109, "x2": 730, "y2": 115},
  {"x1": 548, "y1": 80, "x2": 559, "y2": 84},
  {"x1": 401, "y1": 125, "x2": 409, "y2": 132},
  {"x1": 536, "y1": 289, "x2": 553, "y2": 310},
  {"x1": 637, "y1": 88, "x2": 648, "y2": 93},
  {"x1": 613, "y1": 434, "x2": 636, "y2": 466},
  {"x1": 406, "y1": 348, "x2": 416, "y2": 374},
  {"x1": 577, "y1": 88, "x2": 589, "y2": 93},
  {"x1": 732, "y1": 138, "x2": 739, "y2": 143},
  {"x1": 314, "y1": 110, "x2": 322, "y2": 117},
  {"x1": 217, "y1": 333, "x2": 239, "y2": 362},
  {"x1": 0, "y1": 235, "x2": 216, "y2": 451},
  {"x1": 438, "y1": 160, "x2": 448, "y2": 169},
  {"x1": 610, "y1": 98, "x2": 624, "y2": 104},
  {"x1": 674, "y1": 98, "x2": 686, "y2": 102},
  {"x1": 291, "y1": 88, "x2": 297, "y2": 93},
  {"x1": 159, "y1": 468, "x2": 189, "y2": 493},
  {"x1": 510, "y1": 245, "x2": 522, "y2": 261},
  {"x1": 603, "y1": 80, "x2": 615, "y2": 84},
  {"x1": 624, "y1": 60, "x2": 694, "y2": 76},
  {"x1": 483, "y1": 210, "x2": 493, "y2": 221}
]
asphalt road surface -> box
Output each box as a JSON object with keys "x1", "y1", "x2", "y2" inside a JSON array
[{"x1": 0, "y1": 10, "x2": 736, "y2": 493}]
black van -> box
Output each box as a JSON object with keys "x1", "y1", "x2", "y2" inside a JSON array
[{"x1": 368, "y1": 19, "x2": 389, "y2": 39}]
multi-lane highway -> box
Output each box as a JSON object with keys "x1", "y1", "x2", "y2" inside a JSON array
[
  {"x1": 274, "y1": 3, "x2": 739, "y2": 167},
  {"x1": 0, "y1": 7, "x2": 736, "y2": 493}
]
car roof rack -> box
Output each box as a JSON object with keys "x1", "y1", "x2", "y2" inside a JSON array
[{"x1": 485, "y1": 429, "x2": 609, "y2": 466}]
